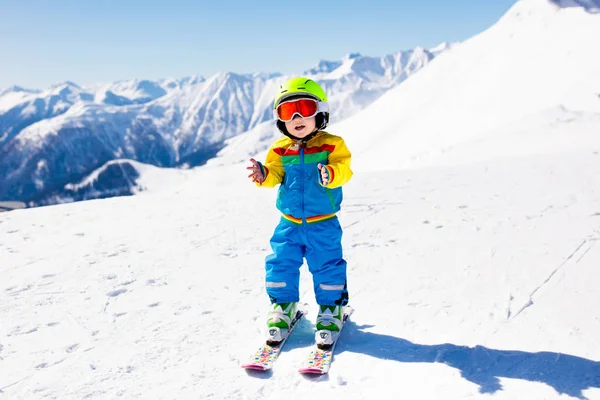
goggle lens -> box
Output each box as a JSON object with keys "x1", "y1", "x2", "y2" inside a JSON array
[{"x1": 276, "y1": 98, "x2": 319, "y2": 121}]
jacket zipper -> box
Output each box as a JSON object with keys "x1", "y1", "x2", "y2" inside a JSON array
[{"x1": 299, "y1": 142, "x2": 306, "y2": 226}]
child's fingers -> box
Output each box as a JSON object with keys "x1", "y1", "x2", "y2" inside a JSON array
[
  {"x1": 319, "y1": 164, "x2": 330, "y2": 186},
  {"x1": 248, "y1": 170, "x2": 263, "y2": 182}
]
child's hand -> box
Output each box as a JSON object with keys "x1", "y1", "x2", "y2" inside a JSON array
[
  {"x1": 247, "y1": 158, "x2": 265, "y2": 183},
  {"x1": 317, "y1": 163, "x2": 330, "y2": 186}
]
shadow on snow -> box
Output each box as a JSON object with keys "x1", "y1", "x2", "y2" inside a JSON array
[{"x1": 338, "y1": 322, "x2": 600, "y2": 399}]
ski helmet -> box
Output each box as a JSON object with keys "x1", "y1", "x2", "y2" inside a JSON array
[{"x1": 273, "y1": 77, "x2": 330, "y2": 137}]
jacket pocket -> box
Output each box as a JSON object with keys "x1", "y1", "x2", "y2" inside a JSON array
[
  {"x1": 324, "y1": 187, "x2": 336, "y2": 212},
  {"x1": 276, "y1": 186, "x2": 286, "y2": 209}
]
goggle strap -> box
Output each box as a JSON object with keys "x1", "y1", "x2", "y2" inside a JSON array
[{"x1": 318, "y1": 102, "x2": 329, "y2": 113}]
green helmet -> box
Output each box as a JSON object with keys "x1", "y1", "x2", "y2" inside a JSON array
[
  {"x1": 273, "y1": 77, "x2": 330, "y2": 136},
  {"x1": 273, "y1": 77, "x2": 329, "y2": 109}
]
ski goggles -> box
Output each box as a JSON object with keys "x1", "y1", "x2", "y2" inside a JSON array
[{"x1": 274, "y1": 98, "x2": 329, "y2": 122}]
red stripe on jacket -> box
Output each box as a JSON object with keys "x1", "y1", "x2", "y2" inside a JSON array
[{"x1": 273, "y1": 144, "x2": 336, "y2": 157}]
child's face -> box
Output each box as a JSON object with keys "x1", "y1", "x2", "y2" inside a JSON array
[{"x1": 284, "y1": 115, "x2": 317, "y2": 139}]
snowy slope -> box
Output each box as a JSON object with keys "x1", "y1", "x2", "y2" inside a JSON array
[
  {"x1": 331, "y1": 0, "x2": 600, "y2": 172},
  {"x1": 35, "y1": 159, "x2": 193, "y2": 206},
  {"x1": 1, "y1": 147, "x2": 599, "y2": 399},
  {"x1": 214, "y1": 0, "x2": 600, "y2": 171}
]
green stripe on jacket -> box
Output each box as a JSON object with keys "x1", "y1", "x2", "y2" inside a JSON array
[{"x1": 281, "y1": 151, "x2": 330, "y2": 166}]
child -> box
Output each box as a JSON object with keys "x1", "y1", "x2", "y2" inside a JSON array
[{"x1": 247, "y1": 77, "x2": 353, "y2": 348}]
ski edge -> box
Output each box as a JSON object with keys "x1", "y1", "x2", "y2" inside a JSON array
[
  {"x1": 241, "y1": 308, "x2": 307, "y2": 371},
  {"x1": 298, "y1": 305, "x2": 354, "y2": 375}
]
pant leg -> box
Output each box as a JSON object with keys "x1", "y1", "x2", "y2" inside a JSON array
[
  {"x1": 304, "y1": 217, "x2": 349, "y2": 306},
  {"x1": 265, "y1": 219, "x2": 304, "y2": 304}
]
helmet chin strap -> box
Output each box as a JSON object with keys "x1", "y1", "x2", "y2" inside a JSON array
[
  {"x1": 277, "y1": 112, "x2": 327, "y2": 143},
  {"x1": 284, "y1": 128, "x2": 319, "y2": 143}
]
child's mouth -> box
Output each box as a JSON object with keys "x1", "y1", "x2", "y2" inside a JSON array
[{"x1": 295, "y1": 125, "x2": 305, "y2": 131}]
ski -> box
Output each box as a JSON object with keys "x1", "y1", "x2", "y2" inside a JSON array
[
  {"x1": 298, "y1": 305, "x2": 354, "y2": 375},
  {"x1": 241, "y1": 308, "x2": 307, "y2": 371}
]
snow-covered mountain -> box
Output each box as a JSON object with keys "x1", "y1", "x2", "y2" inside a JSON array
[
  {"x1": 0, "y1": 82, "x2": 93, "y2": 147},
  {"x1": 0, "y1": 47, "x2": 442, "y2": 206},
  {"x1": 550, "y1": 0, "x2": 600, "y2": 12},
  {"x1": 332, "y1": 0, "x2": 600, "y2": 172},
  {"x1": 37, "y1": 159, "x2": 192, "y2": 206},
  {"x1": 89, "y1": 79, "x2": 174, "y2": 106},
  {"x1": 216, "y1": 0, "x2": 600, "y2": 172}
]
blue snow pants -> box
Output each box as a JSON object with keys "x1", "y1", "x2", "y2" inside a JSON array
[{"x1": 265, "y1": 216, "x2": 349, "y2": 306}]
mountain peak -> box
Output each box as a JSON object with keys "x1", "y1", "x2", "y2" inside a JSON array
[
  {"x1": 170, "y1": 75, "x2": 205, "y2": 87},
  {"x1": 0, "y1": 85, "x2": 37, "y2": 96},
  {"x1": 429, "y1": 42, "x2": 449, "y2": 53},
  {"x1": 212, "y1": 71, "x2": 247, "y2": 83},
  {"x1": 304, "y1": 53, "x2": 364, "y2": 76},
  {"x1": 548, "y1": 0, "x2": 600, "y2": 12},
  {"x1": 343, "y1": 52, "x2": 362, "y2": 61},
  {"x1": 49, "y1": 81, "x2": 81, "y2": 90},
  {"x1": 304, "y1": 59, "x2": 343, "y2": 75}
]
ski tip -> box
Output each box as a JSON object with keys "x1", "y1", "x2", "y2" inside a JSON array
[
  {"x1": 297, "y1": 309, "x2": 308, "y2": 317},
  {"x1": 298, "y1": 367, "x2": 326, "y2": 375},
  {"x1": 241, "y1": 364, "x2": 268, "y2": 371}
]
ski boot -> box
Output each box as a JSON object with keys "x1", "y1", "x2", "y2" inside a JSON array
[
  {"x1": 315, "y1": 305, "x2": 344, "y2": 350},
  {"x1": 266, "y1": 302, "x2": 297, "y2": 346}
]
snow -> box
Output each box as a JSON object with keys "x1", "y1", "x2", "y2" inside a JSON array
[
  {"x1": 333, "y1": 0, "x2": 600, "y2": 173},
  {"x1": 64, "y1": 159, "x2": 192, "y2": 194},
  {"x1": 1, "y1": 45, "x2": 443, "y2": 205},
  {"x1": 429, "y1": 42, "x2": 457, "y2": 56},
  {"x1": 0, "y1": 91, "x2": 36, "y2": 114},
  {"x1": 549, "y1": 0, "x2": 600, "y2": 12},
  {"x1": 92, "y1": 80, "x2": 168, "y2": 105},
  {"x1": 1, "y1": 146, "x2": 600, "y2": 399},
  {"x1": 2, "y1": 0, "x2": 600, "y2": 398}
]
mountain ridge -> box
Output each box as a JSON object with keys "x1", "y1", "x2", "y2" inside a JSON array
[{"x1": 0, "y1": 46, "x2": 445, "y2": 205}]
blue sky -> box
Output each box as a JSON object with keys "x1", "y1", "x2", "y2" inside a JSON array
[{"x1": 0, "y1": 0, "x2": 517, "y2": 90}]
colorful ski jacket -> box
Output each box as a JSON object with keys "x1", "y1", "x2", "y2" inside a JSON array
[{"x1": 257, "y1": 131, "x2": 353, "y2": 224}]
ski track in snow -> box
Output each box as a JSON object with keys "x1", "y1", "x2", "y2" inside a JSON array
[{"x1": 510, "y1": 234, "x2": 599, "y2": 320}]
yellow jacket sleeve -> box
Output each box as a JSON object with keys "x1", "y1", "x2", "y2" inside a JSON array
[
  {"x1": 256, "y1": 144, "x2": 284, "y2": 188},
  {"x1": 324, "y1": 137, "x2": 353, "y2": 189}
]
